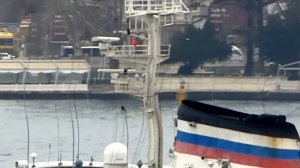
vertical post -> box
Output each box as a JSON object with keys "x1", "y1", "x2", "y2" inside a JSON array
[
  {"x1": 22, "y1": 69, "x2": 27, "y2": 84},
  {"x1": 86, "y1": 71, "x2": 91, "y2": 84},
  {"x1": 55, "y1": 69, "x2": 59, "y2": 84},
  {"x1": 176, "y1": 79, "x2": 186, "y2": 104},
  {"x1": 144, "y1": 14, "x2": 163, "y2": 168}
]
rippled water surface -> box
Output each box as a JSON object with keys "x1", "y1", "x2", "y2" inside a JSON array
[{"x1": 0, "y1": 99, "x2": 299, "y2": 167}]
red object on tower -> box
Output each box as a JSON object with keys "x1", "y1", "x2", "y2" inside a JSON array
[{"x1": 131, "y1": 38, "x2": 137, "y2": 47}]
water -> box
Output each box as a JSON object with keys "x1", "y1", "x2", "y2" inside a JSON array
[{"x1": 0, "y1": 99, "x2": 300, "y2": 167}]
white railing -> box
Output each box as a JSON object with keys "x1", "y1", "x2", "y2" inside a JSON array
[
  {"x1": 105, "y1": 44, "x2": 170, "y2": 58},
  {"x1": 125, "y1": 0, "x2": 189, "y2": 16},
  {"x1": 0, "y1": 84, "x2": 88, "y2": 92}
]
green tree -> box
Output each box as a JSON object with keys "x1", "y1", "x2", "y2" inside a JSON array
[
  {"x1": 212, "y1": 0, "x2": 280, "y2": 75},
  {"x1": 168, "y1": 24, "x2": 231, "y2": 75},
  {"x1": 264, "y1": 0, "x2": 300, "y2": 64}
]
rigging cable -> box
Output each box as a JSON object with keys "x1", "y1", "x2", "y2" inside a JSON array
[
  {"x1": 121, "y1": 106, "x2": 129, "y2": 165},
  {"x1": 22, "y1": 70, "x2": 30, "y2": 163},
  {"x1": 131, "y1": 108, "x2": 146, "y2": 164},
  {"x1": 67, "y1": 59, "x2": 76, "y2": 168},
  {"x1": 137, "y1": 113, "x2": 148, "y2": 162},
  {"x1": 67, "y1": 90, "x2": 75, "y2": 167},
  {"x1": 73, "y1": 60, "x2": 81, "y2": 159},
  {"x1": 54, "y1": 104, "x2": 61, "y2": 163},
  {"x1": 62, "y1": 1, "x2": 76, "y2": 166}
]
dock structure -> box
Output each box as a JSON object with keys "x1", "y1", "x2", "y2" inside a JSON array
[
  {"x1": 0, "y1": 59, "x2": 299, "y2": 100},
  {"x1": 0, "y1": 60, "x2": 90, "y2": 92},
  {"x1": 155, "y1": 76, "x2": 300, "y2": 93}
]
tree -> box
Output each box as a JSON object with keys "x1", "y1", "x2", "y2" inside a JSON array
[
  {"x1": 212, "y1": 0, "x2": 280, "y2": 75},
  {"x1": 264, "y1": 0, "x2": 300, "y2": 64},
  {"x1": 168, "y1": 23, "x2": 231, "y2": 75}
]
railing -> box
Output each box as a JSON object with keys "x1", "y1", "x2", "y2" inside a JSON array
[
  {"x1": 105, "y1": 44, "x2": 170, "y2": 58},
  {"x1": 125, "y1": 0, "x2": 188, "y2": 16}
]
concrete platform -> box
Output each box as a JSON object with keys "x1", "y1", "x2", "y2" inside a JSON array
[{"x1": 0, "y1": 77, "x2": 299, "y2": 100}]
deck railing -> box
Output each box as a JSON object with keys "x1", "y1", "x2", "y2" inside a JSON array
[
  {"x1": 125, "y1": 0, "x2": 188, "y2": 16},
  {"x1": 105, "y1": 44, "x2": 170, "y2": 58}
]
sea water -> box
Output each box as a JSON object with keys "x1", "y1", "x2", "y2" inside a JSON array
[{"x1": 0, "y1": 99, "x2": 299, "y2": 167}]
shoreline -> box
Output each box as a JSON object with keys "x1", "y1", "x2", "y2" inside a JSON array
[{"x1": 1, "y1": 91, "x2": 300, "y2": 101}]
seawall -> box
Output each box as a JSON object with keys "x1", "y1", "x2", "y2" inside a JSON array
[
  {"x1": 1, "y1": 91, "x2": 300, "y2": 101},
  {"x1": 0, "y1": 77, "x2": 299, "y2": 101}
]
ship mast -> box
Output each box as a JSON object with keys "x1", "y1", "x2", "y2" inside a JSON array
[
  {"x1": 143, "y1": 14, "x2": 163, "y2": 168},
  {"x1": 102, "y1": 1, "x2": 189, "y2": 168}
]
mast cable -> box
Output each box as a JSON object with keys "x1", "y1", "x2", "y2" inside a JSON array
[
  {"x1": 121, "y1": 106, "x2": 129, "y2": 164},
  {"x1": 54, "y1": 104, "x2": 61, "y2": 163},
  {"x1": 23, "y1": 76, "x2": 30, "y2": 164},
  {"x1": 73, "y1": 61, "x2": 80, "y2": 159},
  {"x1": 67, "y1": 58, "x2": 76, "y2": 168},
  {"x1": 132, "y1": 109, "x2": 146, "y2": 163}
]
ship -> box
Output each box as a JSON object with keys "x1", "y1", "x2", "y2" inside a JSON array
[
  {"x1": 172, "y1": 100, "x2": 300, "y2": 168},
  {"x1": 14, "y1": 0, "x2": 300, "y2": 168}
]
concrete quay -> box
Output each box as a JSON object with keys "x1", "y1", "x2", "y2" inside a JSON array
[
  {"x1": 147, "y1": 76, "x2": 300, "y2": 101},
  {"x1": 0, "y1": 77, "x2": 299, "y2": 100},
  {"x1": 156, "y1": 76, "x2": 300, "y2": 93}
]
